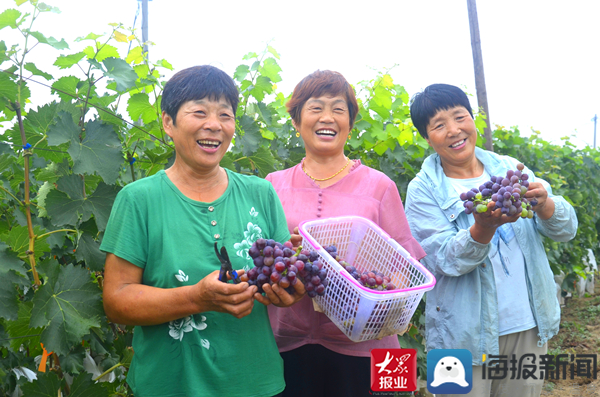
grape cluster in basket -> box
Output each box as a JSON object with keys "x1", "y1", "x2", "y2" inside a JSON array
[
  {"x1": 339, "y1": 261, "x2": 398, "y2": 291},
  {"x1": 243, "y1": 238, "x2": 330, "y2": 298},
  {"x1": 460, "y1": 163, "x2": 538, "y2": 218}
]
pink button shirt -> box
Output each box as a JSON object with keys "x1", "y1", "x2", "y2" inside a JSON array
[{"x1": 266, "y1": 159, "x2": 426, "y2": 357}]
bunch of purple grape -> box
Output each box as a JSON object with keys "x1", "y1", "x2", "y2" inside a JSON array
[
  {"x1": 339, "y1": 261, "x2": 397, "y2": 291},
  {"x1": 243, "y1": 238, "x2": 329, "y2": 298},
  {"x1": 460, "y1": 163, "x2": 537, "y2": 218}
]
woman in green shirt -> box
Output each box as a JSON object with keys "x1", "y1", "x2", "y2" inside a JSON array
[{"x1": 101, "y1": 65, "x2": 303, "y2": 397}]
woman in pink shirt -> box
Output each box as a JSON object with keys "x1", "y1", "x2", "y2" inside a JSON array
[{"x1": 265, "y1": 70, "x2": 426, "y2": 397}]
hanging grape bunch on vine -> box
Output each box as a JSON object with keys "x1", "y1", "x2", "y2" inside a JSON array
[{"x1": 460, "y1": 163, "x2": 538, "y2": 218}]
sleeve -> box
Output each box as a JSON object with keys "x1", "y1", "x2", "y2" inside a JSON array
[
  {"x1": 264, "y1": 182, "x2": 291, "y2": 244},
  {"x1": 405, "y1": 177, "x2": 490, "y2": 277},
  {"x1": 99, "y1": 187, "x2": 149, "y2": 268},
  {"x1": 378, "y1": 180, "x2": 426, "y2": 260},
  {"x1": 528, "y1": 171, "x2": 578, "y2": 242}
]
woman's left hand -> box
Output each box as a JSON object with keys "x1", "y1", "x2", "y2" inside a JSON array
[
  {"x1": 254, "y1": 279, "x2": 306, "y2": 307},
  {"x1": 524, "y1": 181, "x2": 555, "y2": 220}
]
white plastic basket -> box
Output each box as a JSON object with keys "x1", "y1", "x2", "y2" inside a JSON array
[{"x1": 299, "y1": 215, "x2": 436, "y2": 342}]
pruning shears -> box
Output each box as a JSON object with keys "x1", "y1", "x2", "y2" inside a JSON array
[{"x1": 214, "y1": 242, "x2": 241, "y2": 284}]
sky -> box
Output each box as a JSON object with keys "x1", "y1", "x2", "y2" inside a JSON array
[{"x1": 4, "y1": 0, "x2": 600, "y2": 149}]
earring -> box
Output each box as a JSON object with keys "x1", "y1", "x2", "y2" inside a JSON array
[{"x1": 296, "y1": 132, "x2": 300, "y2": 138}]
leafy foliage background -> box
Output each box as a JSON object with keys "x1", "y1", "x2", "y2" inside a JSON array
[{"x1": 1, "y1": 2, "x2": 598, "y2": 395}]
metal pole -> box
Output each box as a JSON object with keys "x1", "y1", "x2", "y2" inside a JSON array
[
  {"x1": 467, "y1": 0, "x2": 493, "y2": 152},
  {"x1": 142, "y1": 0, "x2": 148, "y2": 56},
  {"x1": 593, "y1": 114, "x2": 597, "y2": 149}
]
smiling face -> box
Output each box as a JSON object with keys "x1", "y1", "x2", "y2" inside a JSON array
[
  {"x1": 163, "y1": 97, "x2": 235, "y2": 174},
  {"x1": 426, "y1": 106, "x2": 479, "y2": 175},
  {"x1": 294, "y1": 95, "x2": 351, "y2": 158}
]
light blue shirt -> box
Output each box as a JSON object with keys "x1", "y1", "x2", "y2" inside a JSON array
[
  {"x1": 448, "y1": 172, "x2": 537, "y2": 336},
  {"x1": 405, "y1": 148, "x2": 578, "y2": 365}
]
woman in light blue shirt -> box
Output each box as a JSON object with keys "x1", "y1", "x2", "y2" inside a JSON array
[{"x1": 405, "y1": 84, "x2": 577, "y2": 397}]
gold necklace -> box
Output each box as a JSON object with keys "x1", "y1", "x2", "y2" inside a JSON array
[{"x1": 302, "y1": 158, "x2": 351, "y2": 182}]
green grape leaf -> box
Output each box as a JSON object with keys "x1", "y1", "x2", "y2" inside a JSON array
[
  {"x1": 233, "y1": 64, "x2": 249, "y2": 82},
  {"x1": 0, "y1": 9, "x2": 20, "y2": 30},
  {"x1": 20, "y1": 371, "x2": 64, "y2": 396},
  {"x1": 259, "y1": 58, "x2": 282, "y2": 83},
  {"x1": 133, "y1": 63, "x2": 150, "y2": 79},
  {"x1": 248, "y1": 146, "x2": 276, "y2": 177},
  {"x1": 0, "y1": 242, "x2": 26, "y2": 277},
  {"x1": 76, "y1": 32, "x2": 103, "y2": 42},
  {"x1": 0, "y1": 40, "x2": 9, "y2": 65},
  {"x1": 0, "y1": 72, "x2": 18, "y2": 102},
  {"x1": 127, "y1": 93, "x2": 156, "y2": 124},
  {"x1": 86, "y1": 182, "x2": 121, "y2": 231},
  {"x1": 256, "y1": 102, "x2": 272, "y2": 125},
  {"x1": 84, "y1": 43, "x2": 119, "y2": 62},
  {"x1": 249, "y1": 75, "x2": 273, "y2": 102},
  {"x1": 5, "y1": 301, "x2": 42, "y2": 351},
  {"x1": 138, "y1": 146, "x2": 172, "y2": 176},
  {"x1": 54, "y1": 52, "x2": 86, "y2": 69},
  {"x1": 267, "y1": 45, "x2": 280, "y2": 59},
  {"x1": 374, "y1": 85, "x2": 393, "y2": 110},
  {"x1": 23, "y1": 63, "x2": 53, "y2": 80},
  {"x1": 102, "y1": 57, "x2": 137, "y2": 92},
  {"x1": 47, "y1": 110, "x2": 79, "y2": 146},
  {"x1": 68, "y1": 373, "x2": 109, "y2": 397},
  {"x1": 125, "y1": 45, "x2": 143, "y2": 64},
  {"x1": 30, "y1": 264, "x2": 103, "y2": 356},
  {"x1": 56, "y1": 174, "x2": 84, "y2": 199},
  {"x1": 157, "y1": 58, "x2": 173, "y2": 70},
  {"x1": 220, "y1": 152, "x2": 236, "y2": 172},
  {"x1": 4, "y1": 225, "x2": 51, "y2": 260},
  {"x1": 28, "y1": 31, "x2": 69, "y2": 50},
  {"x1": 397, "y1": 124, "x2": 414, "y2": 145},
  {"x1": 0, "y1": 276, "x2": 19, "y2": 321},
  {"x1": 237, "y1": 115, "x2": 261, "y2": 156},
  {"x1": 69, "y1": 119, "x2": 123, "y2": 183},
  {"x1": 51, "y1": 76, "x2": 81, "y2": 102},
  {"x1": 58, "y1": 344, "x2": 86, "y2": 374},
  {"x1": 45, "y1": 182, "x2": 120, "y2": 231},
  {"x1": 75, "y1": 233, "x2": 105, "y2": 271}
]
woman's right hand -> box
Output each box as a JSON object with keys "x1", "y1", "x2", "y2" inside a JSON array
[
  {"x1": 470, "y1": 201, "x2": 521, "y2": 244},
  {"x1": 192, "y1": 270, "x2": 258, "y2": 319}
]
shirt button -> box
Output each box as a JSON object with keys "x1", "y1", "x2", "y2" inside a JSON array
[
  {"x1": 214, "y1": 234, "x2": 220, "y2": 239},
  {"x1": 317, "y1": 206, "x2": 322, "y2": 210},
  {"x1": 482, "y1": 263, "x2": 487, "y2": 268},
  {"x1": 436, "y1": 306, "x2": 440, "y2": 311},
  {"x1": 318, "y1": 198, "x2": 322, "y2": 203},
  {"x1": 208, "y1": 206, "x2": 214, "y2": 212},
  {"x1": 450, "y1": 214, "x2": 455, "y2": 219},
  {"x1": 318, "y1": 192, "x2": 323, "y2": 197},
  {"x1": 211, "y1": 220, "x2": 217, "y2": 226},
  {"x1": 316, "y1": 214, "x2": 321, "y2": 218}
]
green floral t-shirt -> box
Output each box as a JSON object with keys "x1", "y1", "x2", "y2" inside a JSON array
[{"x1": 100, "y1": 169, "x2": 290, "y2": 397}]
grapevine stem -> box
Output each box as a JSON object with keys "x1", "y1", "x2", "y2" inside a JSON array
[
  {"x1": 36, "y1": 229, "x2": 76, "y2": 240},
  {"x1": 15, "y1": 102, "x2": 40, "y2": 287},
  {"x1": 94, "y1": 362, "x2": 124, "y2": 381},
  {"x1": 0, "y1": 186, "x2": 23, "y2": 205}
]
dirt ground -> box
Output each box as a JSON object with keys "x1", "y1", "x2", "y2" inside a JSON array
[{"x1": 540, "y1": 277, "x2": 600, "y2": 397}]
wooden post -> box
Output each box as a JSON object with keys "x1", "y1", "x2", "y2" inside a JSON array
[{"x1": 467, "y1": 0, "x2": 493, "y2": 151}]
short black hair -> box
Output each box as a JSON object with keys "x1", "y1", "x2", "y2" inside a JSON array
[
  {"x1": 409, "y1": 84, "x2": 473, "y2": 139},
  {"x1": 161, "y1": 65, "x2": 239, "y2": 125}
]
